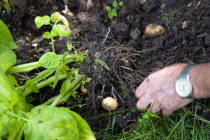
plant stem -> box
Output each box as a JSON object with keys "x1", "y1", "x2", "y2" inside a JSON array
[
  {"x1": 51, "y1": 37, "x2": 55, "y2": 52},
  {"x1": 51, "y1": 18, "x2": 60, "y2": 52},
  {"x1": 22, "y1": 74, "x2": 67, "y2": 96},
  {"x1": 6, "y1": 62, "x2": 40, "y2": 74},
  {"x1": 6, "y1": 53, "x2": 86, "y2": 75},
  {"x1": 50, "y1": 76, "x2": 84, "y2": 107},
  {"x1": 42, "y1": 96, "x2": 56, "y2": 105},
  {"x1": 6, "y1": 111, "x2": 29, "y2": 122},
  {"x1": 33, "y1": 69, "x2": 55, "y2": 82},
  {"x1": 16, "y1": 69, "x2": 55, "y2": 93}
]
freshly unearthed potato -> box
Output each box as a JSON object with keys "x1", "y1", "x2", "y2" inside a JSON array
[
  {"x1": 80, "y1": 85, "x2": 88, "y2": 93},
  {"x1": 101, "y1": 97, "x2": 118, "y2": 111},
  {"x1": 144, "y1": 23, "x2": 165, "y2": 38}
]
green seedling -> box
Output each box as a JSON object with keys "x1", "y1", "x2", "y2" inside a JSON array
[
  {"x1": 106, "y1": 0, "x2": 123, "y2": 20},
  {"x1": 35, "y1": 12, "x2": 71, "y2": 52},
  {"x1": 96, "y1": 58, "x2": 110, "y2": 70},
  {"x1": 161, "y1": 2, "x2": 192, "y2": 30},
  {"x1": 138, "y1": 110, "x2": 159, "y2": 123},
  {"x1": 0, "y1": 13, "x2": 95, "y2": 140}
]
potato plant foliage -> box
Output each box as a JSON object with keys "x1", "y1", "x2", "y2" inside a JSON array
[{"x1": 0, "y1": 12, "x2": 95, "y2": 140}]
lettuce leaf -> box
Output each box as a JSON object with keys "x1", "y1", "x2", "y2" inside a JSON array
[
  {"x1": 0, "y1": 19, "x2": 19, "y2": 54},
  {"x1": 0, "y1": 67, "x2": 18, "y2": 114},
  {"x1": 23, "y1": 105, "x2": 80, "y2": 140},
  {"x1": 61, "y1": 108, "x2": 96, "y2": 140}
]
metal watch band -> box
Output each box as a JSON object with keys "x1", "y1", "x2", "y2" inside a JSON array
[{"x1": 177, "y1": 64, "x2": 194, "y2": 79}]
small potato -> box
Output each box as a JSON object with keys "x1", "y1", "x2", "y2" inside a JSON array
[
  {"x1": 101, "y1": 97, "x2": 118, "y2": 111},
  {"x1": 80, "y1": 85, "x2": 88, "y2": 93},
  {"x1": 144, "y1": 24, "x2": 165, "y2": 38}
]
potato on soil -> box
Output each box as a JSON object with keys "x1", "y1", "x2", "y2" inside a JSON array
[
  {"x1": 144, "y1": 23, "x2": 165, "y2": 38},
  {"x1": 101, "y1": 97, "x2": 118, "y2": 111}
]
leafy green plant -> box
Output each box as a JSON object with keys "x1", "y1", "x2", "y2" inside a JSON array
[
  {"x1": 138, "y1": 110, "x2": 159, "y2": 123},
  {"x1": 0, "y1": 12, "x2": 95, "y2": 140},
  {"x1": 106, "y1": 0, "x2": 123, "y2": 20}
]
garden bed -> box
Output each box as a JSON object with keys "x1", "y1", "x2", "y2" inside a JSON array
[{"x1": 1, "y1": 0, "x2": 210, "y2": 139}]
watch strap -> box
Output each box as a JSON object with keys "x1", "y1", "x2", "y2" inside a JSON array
[
  {"x1": 177, "y1": 64, "x2": 194, "y2": 79},
  {"x1": 177, "y1": 64, "x2": 195, "y2": 99}
]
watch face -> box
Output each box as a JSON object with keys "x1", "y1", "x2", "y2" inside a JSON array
[{"x1": 175, "y1": 78, "x2": 192, "y2": 97}]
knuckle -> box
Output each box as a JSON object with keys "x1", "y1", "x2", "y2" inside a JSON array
[{"x1": 145, "y1": 76, "x2": 151, "y2": 84}]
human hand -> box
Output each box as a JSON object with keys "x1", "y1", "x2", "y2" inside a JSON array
[{"x1": 135, "y1": 64, "x2": 193, "y2": 116}]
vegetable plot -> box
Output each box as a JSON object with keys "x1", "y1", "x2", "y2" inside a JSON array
[{"x1": 0, "y1": 12, "x2": 95, "y2": 140}]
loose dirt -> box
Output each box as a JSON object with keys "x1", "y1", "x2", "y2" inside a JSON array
[{"x1": 1, "y1": 0, "x2": 210, "y2": 138}]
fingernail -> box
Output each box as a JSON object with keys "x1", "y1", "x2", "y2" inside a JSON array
[{"x1": 152, "y1": 110, "x2": 156, "y2": 113}]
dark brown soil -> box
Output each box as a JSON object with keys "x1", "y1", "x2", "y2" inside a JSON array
[{"x1": 1, "y1": 0, "x2": 210, "y2": 138}]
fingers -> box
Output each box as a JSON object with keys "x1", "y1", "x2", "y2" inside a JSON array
[
  {"x1": 135, "y1": 78, "x2": 150, "y2": 98},
  {"x1": 162, "y1": 109, "x2": 174, "y2": 116},
  {"x1": 137, "y1": 95, "x2": 175, "y2": 116},
  {"x1": 136, "y1": 94, "x2": 152, "y2": 110},
  {"x1": 149, "y1": 102, "x2": 161, "y2": 114}
]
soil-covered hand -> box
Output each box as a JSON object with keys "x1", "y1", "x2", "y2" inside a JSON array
[{"x1": 135, "y1": 64, "x2": 193, "y2": 116}]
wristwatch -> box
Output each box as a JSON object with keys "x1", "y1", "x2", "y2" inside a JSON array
[{"x1": 175, "y1": 64, "x2": 194, "y2": 98}]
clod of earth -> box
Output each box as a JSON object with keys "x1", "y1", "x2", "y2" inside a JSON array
[
  {"x1": 144, "y1": 23, "x2": 165, "y2": 38},
  {"x1": 101, "y1": 96, "x2": 118, "y2": 111}
]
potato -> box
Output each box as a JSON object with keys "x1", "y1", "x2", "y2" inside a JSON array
[
  {"x1": 101, "y1": 97, "x2": 118, "y2": 111},
  {"x1": 80, "y1": 85, "x2": 88, "y2": 93},
  {"x1": 144, "y1": 24, "x2": 165, "y2": 38}
]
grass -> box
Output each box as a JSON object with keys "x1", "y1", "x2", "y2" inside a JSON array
[{"x1": 97, "y1": 101, "x2": 210, "y2": 140}]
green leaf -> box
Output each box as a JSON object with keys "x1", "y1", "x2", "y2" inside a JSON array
[
  {"x1": 138, "y1": 118, "x2": 144, "y2": 123},
  {"x1": 0, "y1": 114, "x2": 10, "y2": 136},
  {"x1": 119, "y1": 1, "x2": 124, "y2": 6},
  {"x1": 14, "y1": 94, "x2": 34, "y2": 113},
  {"x1": 184, "y1": 57, "x2": 194, "y2": 64},
  {"x1": 51, "y1": 12, "x2": 61, "y2": 23},
  {"x1": 42, "y1": 32, "x2": 52, "y2": 39},
  {"x1": 53, "y1": 67, "x2": 64, "y2": 89},
  {"x1": 67, "y1": 42, "x2": 73, "y2": 51},
  {"x1": 111, "y1": 9, "x2": 118, "y2": 17},
  {"x1": 108, "y1": 13, "x2": 113, "y2": 20},
  {"x1": 39, "y1": 52, "x2": 60, "y2": 68},
  {"x1": 0, "y1": 67, "x2": 33, "y2": 115},
  {"x1": 7, "y1": 74, "x2": 19, "y2": 87},
  {"x1": 186, "y1": 2, "x2": 192, "y2": 8},
  {"x1": 112, "y1": 0, "x2": 118, "y2": 8},
  {"x1": 25, "y1": 79, "x2": 39, "y2": 93},
  {"x1": 72, "y1": 51, "x2": 86, "y2": 62},
  {"x1": 52, "y1": 24, "x2": 71, "y2": 37},
  {"x1": 106, "y1": 6, "x2": 111, "y2": 13},
  {"x1": 24, "y1": 105, "x2": 80, "y2": 140},
  {"x1": 0, "y1": 67, "x2": 18, "y2": 114},
  {"x1": 0, "y1": 20, "x2": 19, "y2": 54},
  {"x1": 60, "y1": 79, "x2": 72, "y2": 95},
  {"x1": 96, "y1": 58, "x2": 110, "y2": 70},
  {"x1": 34, "y1": 16, "x2": 50, "y2": 28},
  {"x1": 61, "y1": 108, "x2": 96, "y2": 140},
  {"x1": 143, "y1": 114, "x2": 150, "y2": 119},
  {"x1": 25, "y1": 96, "x2": 35, "y2": 103},
  {"x1": 7, "y1": 118, "x2": 25, "y2": 140},
  {"x1": 0, "y1": 50, "x2": 16, "y2": 72}
]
